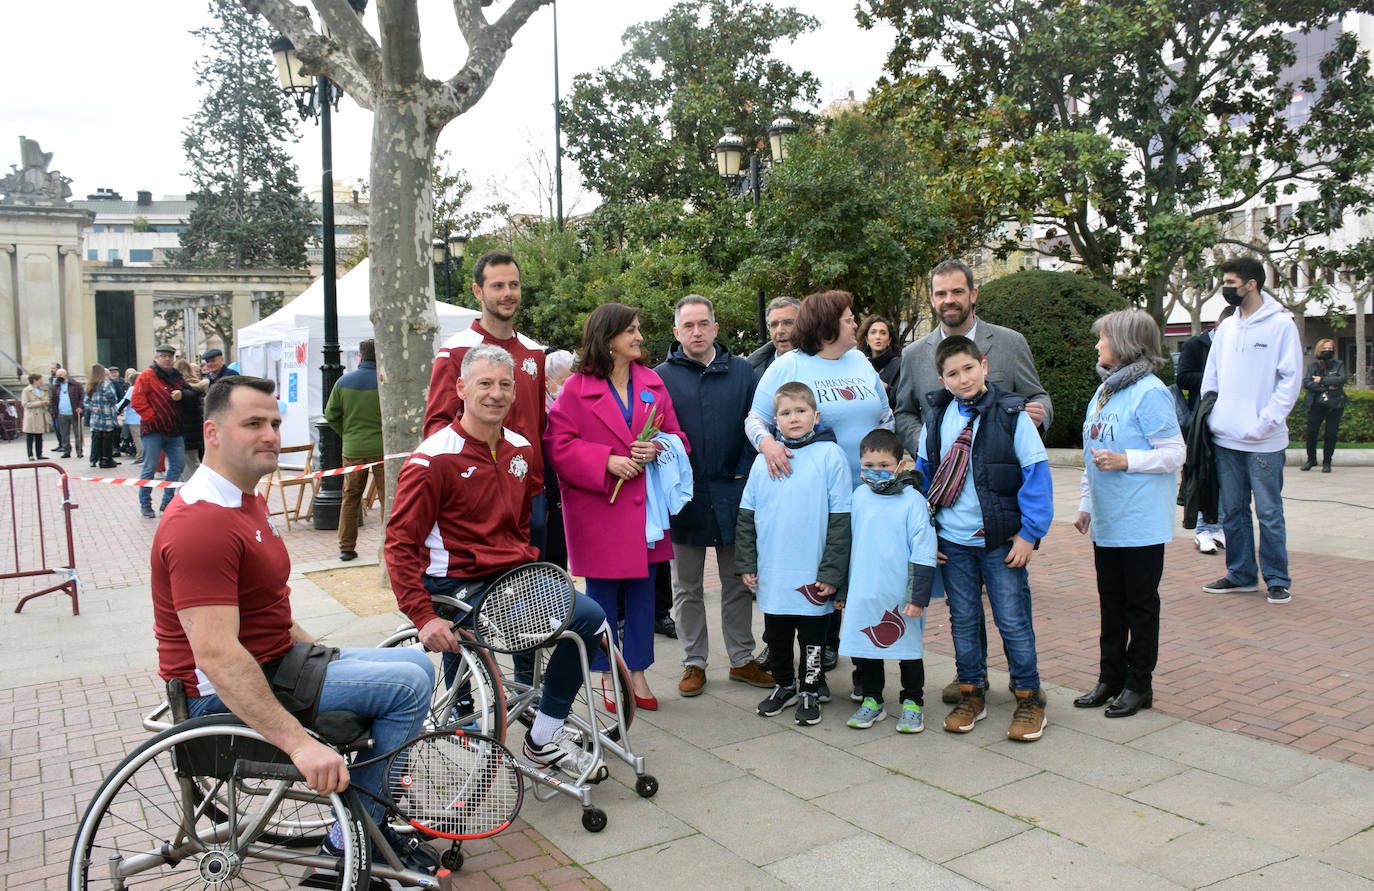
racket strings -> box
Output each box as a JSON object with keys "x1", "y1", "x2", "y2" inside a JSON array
[
  {"x1": 477, "y1": 564, "x2": 575, "y2": 652},
  {"x1": 387, "y1": 735, "x2": 520, "y2": 837}
]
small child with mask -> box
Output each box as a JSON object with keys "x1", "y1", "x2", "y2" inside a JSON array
[{"x1": 837, "y1": 428, "x2": 938, "y2": 732}]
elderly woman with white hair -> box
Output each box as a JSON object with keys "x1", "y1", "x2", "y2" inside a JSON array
[{"x1": 1072, "y1": 309, "x2": 1184, "y2": 718}]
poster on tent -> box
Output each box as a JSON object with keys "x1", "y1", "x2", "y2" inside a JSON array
[{"x1": 279, "y1": 327, "x2": 311, "y2": 450}]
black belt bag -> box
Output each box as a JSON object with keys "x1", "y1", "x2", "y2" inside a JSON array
[{"x1": 261, "y1": 641, "x2": 340, "y2": 725}]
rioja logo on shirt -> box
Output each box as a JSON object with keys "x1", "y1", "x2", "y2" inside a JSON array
[
  {"x1": 522, "y1": 358, "x2": 538, "y2": 377},
  {"x1": 811, "y1": 376, "x2": 878, "y2": 404},
  {"x1": 797, "y1": 583, "x2": 830, "y2": 605},
  {"x1": 508, "y1": 454, "x2": 529, "y2": 479},
  {"x1": 861, "y1": 608, "x2": 907, "y2": 648}
]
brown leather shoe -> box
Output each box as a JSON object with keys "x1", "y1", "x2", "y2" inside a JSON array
[
  {"x1": 728, "y1": 660, "x2": 775, "y2": 689},
  {"x1": 942, "y1": 676, "x2": 991, "y2": 704},
  {"x1": 943, "y1": 684, "x2": 987, "y2": 733},
  {"x1": 678, "y1": 665, "x2": 706, "y2": 697},
  {"x1": 1008, "y1": 688, "x2": 1048, "y2": 741}
]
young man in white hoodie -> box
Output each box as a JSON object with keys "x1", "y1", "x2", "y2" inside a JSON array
[{"x1": 1200, "y1": 256, "x2": 1303, "y2": 604}]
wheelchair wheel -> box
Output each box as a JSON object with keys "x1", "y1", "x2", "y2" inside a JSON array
[
  {"x1": 378, "y1": 625, "x2": 507, "y2": 741},
  {"x1": 70, "y1": 715, "x2": 370, "y2": 891}
]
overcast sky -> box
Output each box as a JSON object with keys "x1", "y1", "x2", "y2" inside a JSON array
[{"x1": 2, "y1": 1, "x2": 895, "y2": 216}]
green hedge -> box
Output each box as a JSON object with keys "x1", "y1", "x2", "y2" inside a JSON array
[
  {"x1": 975, "y1": 270, "x2": 1129, "y2": 447},
  {"x1": 1286, "y1": 387, "x2": 1374, "y2": 443}
]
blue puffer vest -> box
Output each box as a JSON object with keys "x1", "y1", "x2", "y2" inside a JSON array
[{"x1": 924, "y1": 382, "x2": 1029, "y2": 547}]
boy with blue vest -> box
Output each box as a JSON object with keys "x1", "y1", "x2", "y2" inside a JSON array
[
  {"x1": 917, "y1": 336, "x2": 1054, "y2": 742},
  {"x1": 736, "y1": 382, "x2": 852, "y2": 726}
]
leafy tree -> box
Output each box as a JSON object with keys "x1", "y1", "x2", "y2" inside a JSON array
[
  {"x1": 742, "y1": 110, "x2": 958, "y2": 341},
  {"x1": 977, "y1": 271, "x2": 1128, "y2": 447},
  {"x1": 859, "y1": 0, "x2": 1374, "y2": 330},
  {"x1": 174, "y1": 0, "x2": 315, "y2": 270},
  {"x1": 562, "y1": 0, "x2": 821, "y2": 205}
]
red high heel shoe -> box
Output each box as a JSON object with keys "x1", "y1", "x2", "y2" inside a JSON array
[{"x1": 600, "y1": 676, "x2": 658, "y2": 712}]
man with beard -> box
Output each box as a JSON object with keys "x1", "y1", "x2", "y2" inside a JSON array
[
  {"x1": 893, "y1": 259, "x2": 1052, "y2": 705},
  {"x1": 423, "y1": 250, "x2": 549, "y2": 552}
]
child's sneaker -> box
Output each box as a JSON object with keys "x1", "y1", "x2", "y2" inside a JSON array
[
  {"x1": 849, "y1": 683, "x2": 864, "y2": 702},
  {"x1": 758, "y1": 683, "x2": 798, "y2": 717},
  {"x1": 794, "y1": 691, "x2": 821, "y2": 725},
  {"x1": 896, "y1": 700, "x2": 924, "y2": 733},
  {"x1": 846, "y1": 697, "x2": 886, "y2": 729}
]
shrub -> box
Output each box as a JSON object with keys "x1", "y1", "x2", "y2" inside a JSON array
[
  {"x1": 975, "y1": 270, "x2": 1129, "y2": 448},
  {"x1": 1287, "y1": 387, "x2": 1374, "y2": 444}
]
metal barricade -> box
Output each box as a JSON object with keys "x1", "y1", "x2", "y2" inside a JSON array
[{"x1": 1, "y1": 462, "x2": 80, "y2": 614}]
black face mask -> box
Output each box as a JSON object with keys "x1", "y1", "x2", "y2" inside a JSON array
[
  {"x1": 1221, "y1": 286, "x2": 1244, "y2": 307},
  {"x1": 1319, "y1": 350, "x2": 1334, "y2": 360}
]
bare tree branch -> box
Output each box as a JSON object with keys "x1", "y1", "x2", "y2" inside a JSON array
[
  {"x1": 431, "y1": 0, "x2": 550, "y2": 129},
  {"x1": 242, "y1": 0, "x2": 377, "y2": 108},
  {"x1": 378, "y1": 0, "x2": 425, "y2": 88},
  {"x1": 313, "y1": 0, "x2": 382, "y2": 85}
]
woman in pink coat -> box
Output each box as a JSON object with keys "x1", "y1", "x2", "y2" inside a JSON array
[{"x1": 545, "y1": 303, "x2": 687, "y2": 710}]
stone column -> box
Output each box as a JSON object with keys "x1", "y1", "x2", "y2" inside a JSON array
[
  {"x1": 134, "y1": 290, "x2": 155, "y2": 367},
  {"x1": 59, "y1": 244, "x2": 90, "y2": 375},
  {"x1": 230, "y1": 288, "x2": 254, "y2": 360},
  {"x1": 0, "y1": 244, "x2": 16, "y2": 379}
]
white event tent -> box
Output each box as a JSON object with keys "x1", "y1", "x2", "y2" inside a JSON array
[{"x1": 236, "y1": 258, "x2": 479, "y2": 447}]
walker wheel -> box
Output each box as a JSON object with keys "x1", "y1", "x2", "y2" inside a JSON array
[
  {"x1": 440, "y1": 847, "x2": 464, "y2": 871},
  {"x1": 635, "y1": 775, "x2": 658, "y2": 798},
  {"x1": 581, "y1": 807, "x2": 608, "y2": 833}
]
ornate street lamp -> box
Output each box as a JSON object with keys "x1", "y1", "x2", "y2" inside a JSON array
[
  {"x1": 768, "y1": 116, "x2": 799, "y2": 163},
  {"x1": 448, "y1": 232, "x2": 467, "y2": 294},
  {"x1": 268, "y1": 1, "x2": 367, "y2": 531},
  {"x1": 714, "y1": 129, "x2": 745, "y2": 179}
]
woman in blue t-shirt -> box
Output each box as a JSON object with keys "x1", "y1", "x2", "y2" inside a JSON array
[{"x1": 1072, "y1": 309, "x2": 1184, "y2": 718}]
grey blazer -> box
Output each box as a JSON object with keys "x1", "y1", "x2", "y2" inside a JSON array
[{"x1": 893, "y1": 319, "x2": 1053, "y2": 457}]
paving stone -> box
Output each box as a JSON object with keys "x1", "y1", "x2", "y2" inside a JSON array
[
  {"x1": 1318, "y1": 829, "x2": 1374, "y2": 881},
  {"x1": 589, "y1": 833, "x2": 785, "y2": 890},
  {"x1": 766, "y1": 831, "x2": 984, "y2": 889},
  {"x1": 1210, "y1": 855, "x2": 1374, "y2": 889},
  {"x1": 1126, "y1": 825, "x2": 1293, "y2": 886},
  {"x1": 1127, "y1": 720, "x2": 1330, "y2": 789},
  {"x1": 709, "y1": 726, "x2": 891, "y2": 800},
  {"x1": 945, "y1": 825, "x2": 1187, "y2": 890},
  {"x1": 813, "y1": 774, "x2": 1030, "y2": 864},
  {"x1": 629, "y1": 724, "x2": 750, "y2": 790},
  {"x1": 516, "y1": 775, "x2": 696, "y2": 866},
  {"x1": 985, "y1": 723, "x2": 1187, "y2": 795},
  {"x1": 848, "y1": 721, "x2": 1041, "y2": 798}
]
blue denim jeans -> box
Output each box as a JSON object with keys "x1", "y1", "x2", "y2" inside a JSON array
[
  {"x1": 189, "y1": 646, "x2": 434, "y2": 825},
  {"x1": 424, "y1": 573, "x2": 608, "y2": 722},
  {"x1": 939, "y1": 539, "x2": 1041, "y2": 691},
  {"x1": 1195, "y1": 509, "x2": 1224, "y2": 537},
  {"x1": 139, "y1": 431, "x2": 186, "y2": 510},
  {"x1": 1214, "y1": 445, "x2": 1289, "y2": 588}
]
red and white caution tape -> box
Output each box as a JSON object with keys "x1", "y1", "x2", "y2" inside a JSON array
[{"x1": 59, "y1": 451, "x2": 413, "y2": 489}]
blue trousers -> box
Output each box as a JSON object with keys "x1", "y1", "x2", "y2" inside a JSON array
[
  {"x1": 189, "y1": 646, "x2": 434, "y2": 825},
  {"x1": 1214, "y1": 445, "x2": 1289, "y2": 588},
  {"x1": 585, "y1": 575, "x2": 655, "y2": 672},
  {"x1": 939, "y1": 539, "x2": 1041, "y2": 692},
  {"x1": 139, "y1": 431, "x2": 185, "y2": 510}
]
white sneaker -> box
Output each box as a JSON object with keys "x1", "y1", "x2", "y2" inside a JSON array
[
  {"x1": 522, "y1": 729, "x2": 605, "y2": 780},
  {"x1": 1212, "y1": 530, "x2": 1226, "y2": 549},
  {"x1": 1195, "y1": 531, "x2": 1217, "y2": 554}
]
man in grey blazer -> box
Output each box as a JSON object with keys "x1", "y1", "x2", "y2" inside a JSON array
[{"x1": 894, "y1": 258, "x2": 1053, "y2": 704}]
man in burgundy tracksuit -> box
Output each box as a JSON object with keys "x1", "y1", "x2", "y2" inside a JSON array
[
  {"x1": 388, "y1": 344, "x2": 608, "y2": 777},
  {"x1": 423, "y1": 250, "x2": 549, "y2": 554},
  {"x1": 131, "y1": 344, "x2": 194, "y2": 518}
]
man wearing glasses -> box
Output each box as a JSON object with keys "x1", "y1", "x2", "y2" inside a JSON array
[{"x1": 748, "y1": 297, "x2": 801, "y2": 380}]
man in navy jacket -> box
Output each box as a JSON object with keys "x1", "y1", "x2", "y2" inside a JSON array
[{"x1": 657, "y1": 295, "x2": 773, "y2": 697}]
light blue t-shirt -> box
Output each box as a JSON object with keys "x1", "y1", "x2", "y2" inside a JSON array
[
  {"x1": 1083, "y1": 375, "x2": 1179, "y2": 547},
  {"x1": 752, "y1": 348, "x2": 890, "y2": 487},
  {"x1": 917, "y1": 402, "x2": 1048, "y2": 546},
  {"x1": 740, "y1": 440, "x2": 851, "y2": 616},
  {"x1": 58, "y1": 383, "x2": 72, "y2": 416},
  {"x1": 839, "y1": 484, "x2": 937, "y2": 661}
]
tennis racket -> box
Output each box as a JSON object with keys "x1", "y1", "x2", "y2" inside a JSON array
[
  {"x1": 470, "y1": 562, "x2": 577, "y2": 654},
  {"x1": 241, "y1": 728, "x2": 523, "y2": 841}
]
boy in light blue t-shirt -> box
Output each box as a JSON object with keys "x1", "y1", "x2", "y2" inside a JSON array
[
  {"x1": 916, "y1": 336, "x2": 1054, "y2": 743},
  {"x1": 736, "y1": 382, "x2": 851, "y2": 727},
  {"x1": 837, "y1": 428, "x2": 938, "y2": 733}
]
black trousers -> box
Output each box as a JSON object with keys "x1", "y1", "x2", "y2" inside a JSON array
[
  {"x1": 763, "y1": 613, "x2": 828, "y2": 692},
  {"x1": 1092, "y1": 543, "x2": 1163, "y2": 694},
  {"x1": 26, "y1": 432, "x2": 44, "y2": 458},
  {"x1": 852, "y1": 657, "x2": 924, "y2": 706},
  {"x1": 1305, "y1": 403, "x2": 1344, "y2": 463}
]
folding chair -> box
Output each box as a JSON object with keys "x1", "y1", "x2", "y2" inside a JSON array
[{"x1": 262, "y1": 442, "x2": 318, "y2": 531}]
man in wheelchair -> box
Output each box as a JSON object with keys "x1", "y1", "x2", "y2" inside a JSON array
[
  {"x1": 385, "y1": 344, "x2": 608, "y2": 776},
  {"x1": 150, "y1": 375, "x2": 441, "y2": 875}
]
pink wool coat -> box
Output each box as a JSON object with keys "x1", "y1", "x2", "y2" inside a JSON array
[{"x1": 544, "y1": 366, "x2": 687, "y2": 579}]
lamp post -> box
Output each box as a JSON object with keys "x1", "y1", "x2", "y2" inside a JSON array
[
  {"x1": 715, "y1": 116, "x2": 798, "y2": 341},
  {"x1": 432, "y1": 229, "x2": 468, "y2": 303},
  {"x1": 270, "y1": 6, "x2": 366, "y2": 531}
]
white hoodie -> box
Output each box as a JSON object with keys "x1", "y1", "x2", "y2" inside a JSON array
[{"x1": 1201, "y1": 293, "x2": 1303, "y2": 453}]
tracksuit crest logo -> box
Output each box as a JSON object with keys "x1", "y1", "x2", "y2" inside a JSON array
[{"x1": 508, "y1": 454, "x2": 529, "y2": 479}]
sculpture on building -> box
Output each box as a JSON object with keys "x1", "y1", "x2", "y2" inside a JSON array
[{"x1": 1, "y1": 137, "x2": 73, "y2": 206}]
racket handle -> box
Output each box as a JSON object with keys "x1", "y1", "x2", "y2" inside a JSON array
[{"x1": 236, "y1": 759, "x2": 305, "y2": 782}]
